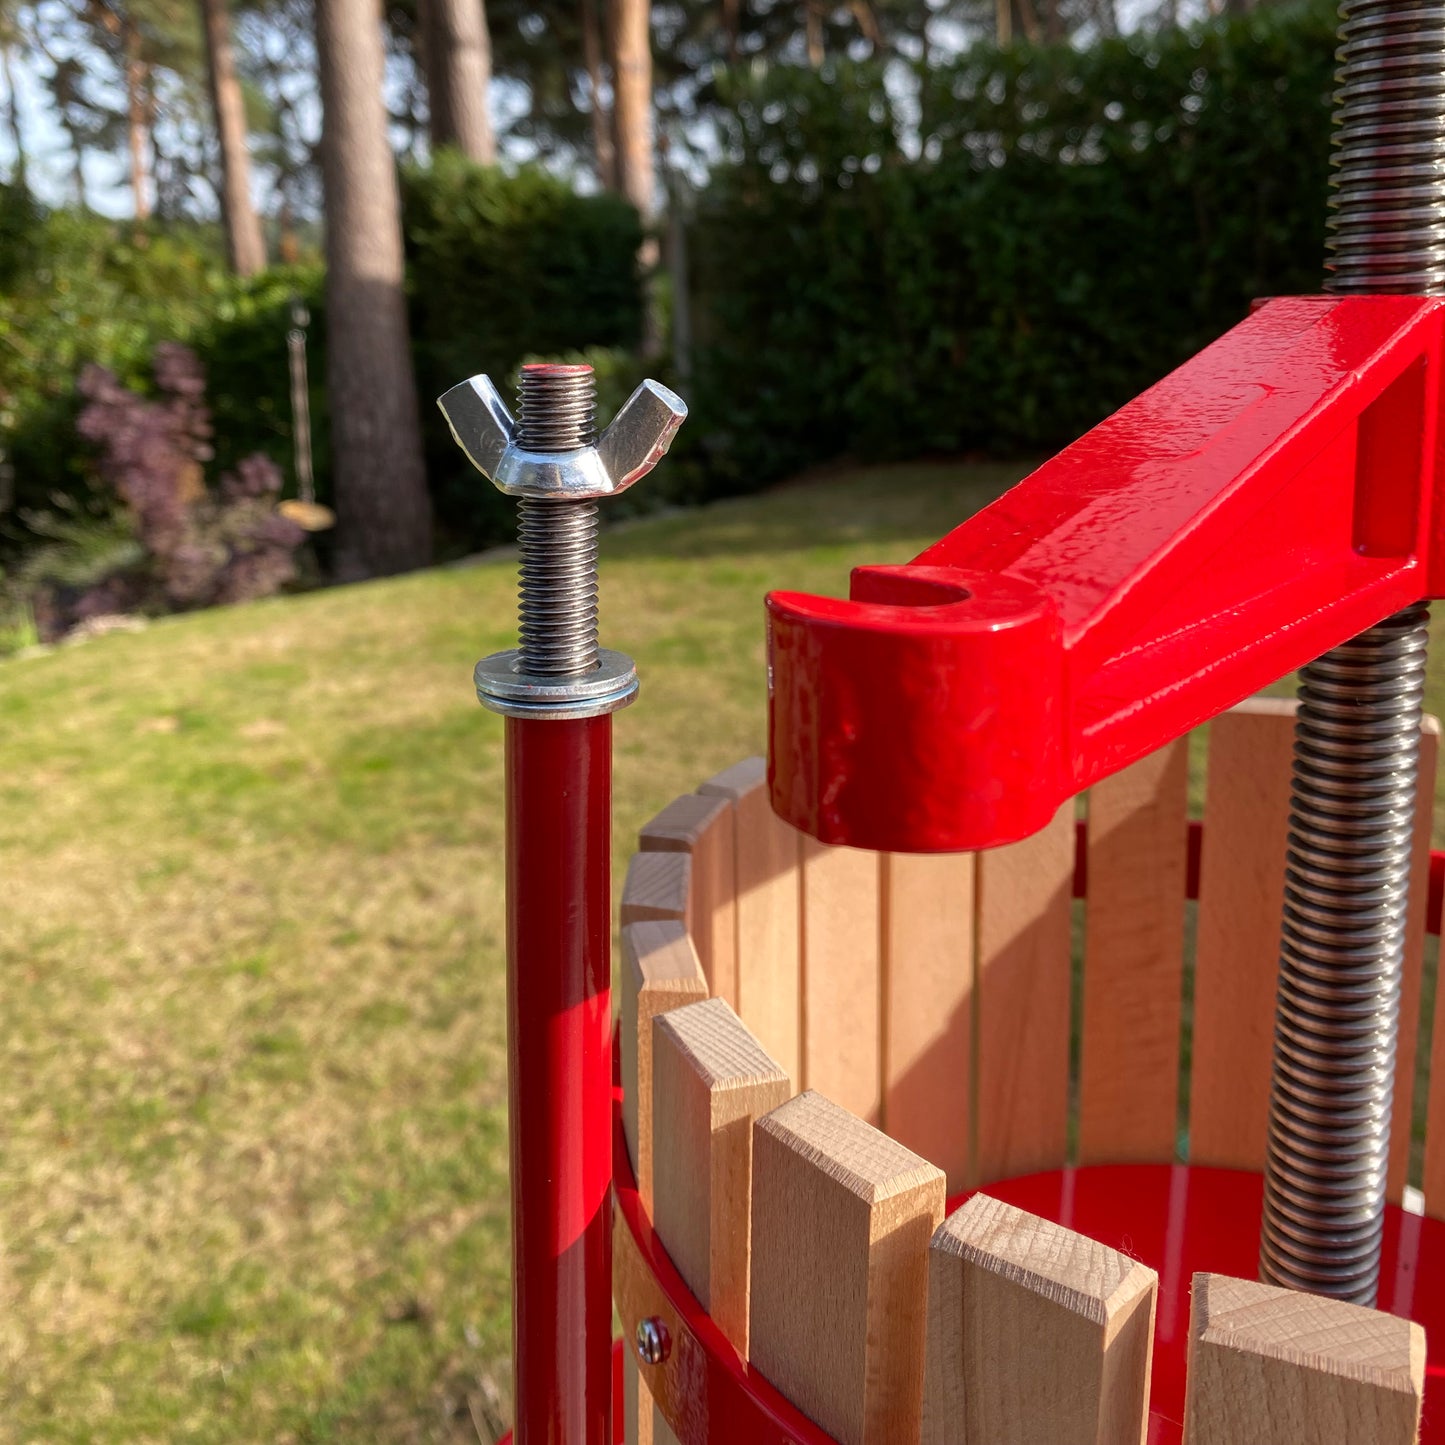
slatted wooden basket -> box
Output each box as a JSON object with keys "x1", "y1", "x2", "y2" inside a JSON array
[{"x1": 614, "y1": 698, "x2": 1445, "y2": 1445}]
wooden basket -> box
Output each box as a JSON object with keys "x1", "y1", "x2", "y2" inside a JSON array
[{"x1": 615, "y1": 698, "x2": 1445, "y2": 1445}]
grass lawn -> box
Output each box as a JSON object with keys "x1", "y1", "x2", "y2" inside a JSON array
[
  {"x1": 0, "y1": 462, "x2": 1025, "y2": 1444},
  {"x1": 6, "y1": 458, "x2": 1445, "y2": 1443}
]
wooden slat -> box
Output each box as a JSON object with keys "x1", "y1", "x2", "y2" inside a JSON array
[
  {"x1": 923, "y1": 1193, "x2": 1157, "y2": 1445},
  {"x1": 641, "y1": 793, "x2": 738, "y2": 1006},
  {"x1": 623, "y1": 1354, "x2": 679, "y2": 1445},
  {"x1": 652, "y1": 997, "x2": 790, "y2": 1354},
  {"x1": 621, "y1": 920, "x2": 708, "y2": 1211},
  {"x1": 621, "y1": 849, "x2": 691, "y2": 927},
  {"x1": 883, "y1": 850, "x2": 974, "y2": 1193},
  {"x1": 801, "y1": 839, "x2": 882, "y2": 1123},
  {"x1": 1389, "y1": 716, "x2": 1439, "y2": 1202},
  {"x1": 974, "y1": 806, "x2": 1075, "y2": 1183},
  {"x1": 698, "y1": 757, "x2": 803, "y2": 1086},
  {"x1": 1079, "y1": 739, "x2": 1189, "y2": 1165},
  {"x1": 1190, "y1": 698, "x2": 1297, "y2": 1172},
  {"x1": 749, "y1": 1089, "x2": 944, "y2": 1445},
  {"x1": 1183, "y1": 1273, "x2": 1424, "y2": 1444}
]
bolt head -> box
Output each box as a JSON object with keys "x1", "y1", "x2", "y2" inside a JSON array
[{"x1": 635, "y1": 1315, "x2": 671, "y2": 1366}]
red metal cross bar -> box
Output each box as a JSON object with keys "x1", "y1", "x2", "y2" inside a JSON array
[{"x1": 767, "y1": 294, "x2": 1445, "y2": 852}]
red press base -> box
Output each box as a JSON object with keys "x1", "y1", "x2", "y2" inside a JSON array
[{"x1": 502, "y1": 1162, "x2": 1445, "y2": 1445}]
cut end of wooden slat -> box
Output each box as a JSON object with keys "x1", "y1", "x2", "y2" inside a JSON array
[
  {"x1": 697, "y1": 755, "x2": 767, "y2": 801},
  {"x1": 621, "y1": 920, "x2": 709, "y2": 1210},
  {"x1": 1185, "y1": 1274, "x2": 1425, "y2": 1445},
  {"x1": 935, "y1": 1193, "x2": 1157, "y2": 1333},
  {"x1": 640, "y1": 792, "x2": 733, "y2": 851},
  {"x1": 1191, "y1": 1274, "x2": 1424, "y2": 1394},
  {"x1": 654, "y1": 996, "x2": 791, "y2": 1096},
  {"x1": 756, "y1": 1089, "x2": 944, "y2": 1207},
  {"x1": 926, "y1": 1195, "x2": 1157, "y2": 1445},
  {"x1": 621, "y1": 850, "x2": 692, "y2": 925},
  {"x1": 750, "y1": 1088, "x2": 945, "y2": 1445},
  {"x1": 652, "y1": 997, "x2": 791, "y2": 1354}
]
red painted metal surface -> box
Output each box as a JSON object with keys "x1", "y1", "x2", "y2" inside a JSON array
[
  {"x1": 506, "y1": 715, "x2": 614, "y2": 1445},
  {"x1": 768, "y1": 294, "x2": 1445, "y2": 852},
  {"x1": 981, "y1": 1165, "x2": 1445, "y2": 1445}
]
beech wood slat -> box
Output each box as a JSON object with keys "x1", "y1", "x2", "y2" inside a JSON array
[
  {"x1": 923, "y1": 1193, "x2": 1157, "y2": 1445},
  {"x1": 621, "y1": 848, "x2": 691, "y2": 927},
  {"x1": 652, "y1": 998, "x2": 790, "y2": 1355},
  {"x1": 801, "y1": 839, "x2": 882, "y2": 1123},
  {"x1": 1190, "y1": 699, "x2": 1297, "y2": 1172},
  {"x1": 1079, "y1": 739, "x2": 1190, "y2": 1165},
  {"x1": 699, "y1": 758, "x2": 803, "y2": 1085},
  {"x1": 749, "y1": 1090, "x2": 944, "y2": 1445},
  {"x1": 621, "y1": 919, "x2": 708, "y2": 1211},
  {"x1": 1183, "y1": 1273, "x2": 1424, "y2": 1444},
  {"x1": 974, "y1": 805, "x2": 1075, "y2": 1183},
  {"x1": 883, "y1": 850, "x2": 974, "y2": 1193},
  {"x1": 640, "y1": 792, "x2": 738, "y2": 1005}
]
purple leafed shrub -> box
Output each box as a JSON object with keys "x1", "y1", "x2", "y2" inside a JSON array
[{"x1": 74, "y1": 343, "x2": 305, "y2": 618}]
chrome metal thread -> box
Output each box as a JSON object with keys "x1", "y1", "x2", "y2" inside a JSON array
[
  {"x1": 515, "y1": 365, "x2": 600, "y2": 677},
  {"x1": 517, "y1": 364, "x2": 598, "y2": 451},
  {"x1": 1260, "y1": 0, "x2": 1441, "y2": 1306},
  {"x1": 517, "y1": 498, "x2": 599, "y2": 676},
  {"x1": 1261, "y1": 605, "x2": 1429, "y2": 1303},
  {"x1": 1327, "y1": 0, "x2": 1445, "y2": 294}
]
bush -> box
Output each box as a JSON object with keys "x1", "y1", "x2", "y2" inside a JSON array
[
  {"x1": 19, "y1": 343, "x2": 306, "y2": 642},
  {"x1": 687, "y1": 0, "x2": 1337, "y2": 486}
]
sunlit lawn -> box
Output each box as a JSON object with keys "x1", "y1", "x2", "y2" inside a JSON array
[{"x1": 0, "y1": 461, "x2": 1030, "y2": 1444}]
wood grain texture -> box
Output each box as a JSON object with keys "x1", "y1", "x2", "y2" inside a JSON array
[
  {"x1": 652, "y1": 997, "x2": 791, "y2": 1354},
  {"x1": 883, "y1": 850, "x2": 974, "y2": 1193},
  {"x1": 975, "y1": 806, "x2": 1075, "y2": 1183},
  {"x1": 640, "y1": 792, "x2": 738, "y2": 1005},
  {"x1": 1389, "y1": 716, "x2": 1439, "y2": 1202},
  {"x1": 623, "y1": 1353, "x2": 678, "y2": 1445},
  {"x1": 1190, "y1": 699, "x2": 1297, "y2": 1172},
  {"x1": 749, "y1": 1090, "x2": 945, "y2": 1445},
  {"x1": 1183, "y1": 1272, "x2": 1424, "y2": 1445},
  {"x1": 923, "y1": 1192, "x2": 1156, "y2": 1445},
  {"x1": 699, "y1": 757, "x2": 803, "y2": 1086},
  {"x1": 1079, "y1": 739, "x2": 1189, "y2": 1165},
  {"x1": 620, "y1": 848, "x2": 691, "y2": 927},
  {"x1": 801, "y1": 839, "x2": 883, "y2": 1123},
  {"x1": 621, "y1": 920, "x2": 708, "y2": 1211}
]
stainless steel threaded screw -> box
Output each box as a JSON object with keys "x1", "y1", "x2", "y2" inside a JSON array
[
  {"x1": 438, "y1": 360, "x2": 687, "y2": 720},
  {"x1": 515, "y1": 365, "x2": 601, "y2": 678}
]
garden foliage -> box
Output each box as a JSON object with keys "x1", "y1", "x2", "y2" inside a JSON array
[
  {"x1": 688, "y1": 0, "x2": 1337, "y2": 486},
  {"x1": 1, "y1": 0, "x2": 1342, "y2": 588}
]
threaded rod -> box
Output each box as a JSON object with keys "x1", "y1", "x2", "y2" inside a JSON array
[
  {"x1": 515, "y1": 364, "x2": 601, "y2": 678},
  {"x1": 1259, "y1": 0, "x2": 1441, "y2": 1306}
]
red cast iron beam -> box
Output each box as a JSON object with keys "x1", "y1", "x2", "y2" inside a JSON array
[{"x1": 768, "y1": 294, "x2": 1445, "y2": 853}]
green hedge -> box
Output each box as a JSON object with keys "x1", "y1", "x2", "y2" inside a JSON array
[
  {"x1": 1, "y1": 159, "x2": 642, "y2": 563},
  {"x1": 687, "y1": 0, "x2": 1337, "y2": 487}
]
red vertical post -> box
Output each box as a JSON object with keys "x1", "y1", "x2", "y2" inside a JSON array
[{"x1": 506, "y1": 713, "x2": 615, "y2": 1445}]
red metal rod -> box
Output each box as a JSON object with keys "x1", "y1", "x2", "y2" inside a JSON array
[{"x1": 506, "y1": 713, "x2": 614, "y2": 1445}]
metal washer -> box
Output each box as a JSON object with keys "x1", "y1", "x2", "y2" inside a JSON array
[{"x1": 474, "y1": 647, "x2": 639, "y2": 720}]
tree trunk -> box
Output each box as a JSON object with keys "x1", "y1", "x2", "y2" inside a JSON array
[
  {"x1": 579, "y1": 0, "x2": 615, "y2": 188},
  {"x1": 2, "y1": 44, "x2": 26, "y2": 191},
  {"x1": 419, "y1": 0, "x2": 494, "y2": 162},
  {"x1": 315, "y1": 0, "x2": 433, "y2": 579},
  {"x1": 124, "y1": 19, "x2": 150, "y2": 219},
  {"x1": 609, "y1": 0, "x2": 653, "y2": 220},
  {"x1": 199, "y1": 0, "x2": 266, "y2": 274}
]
